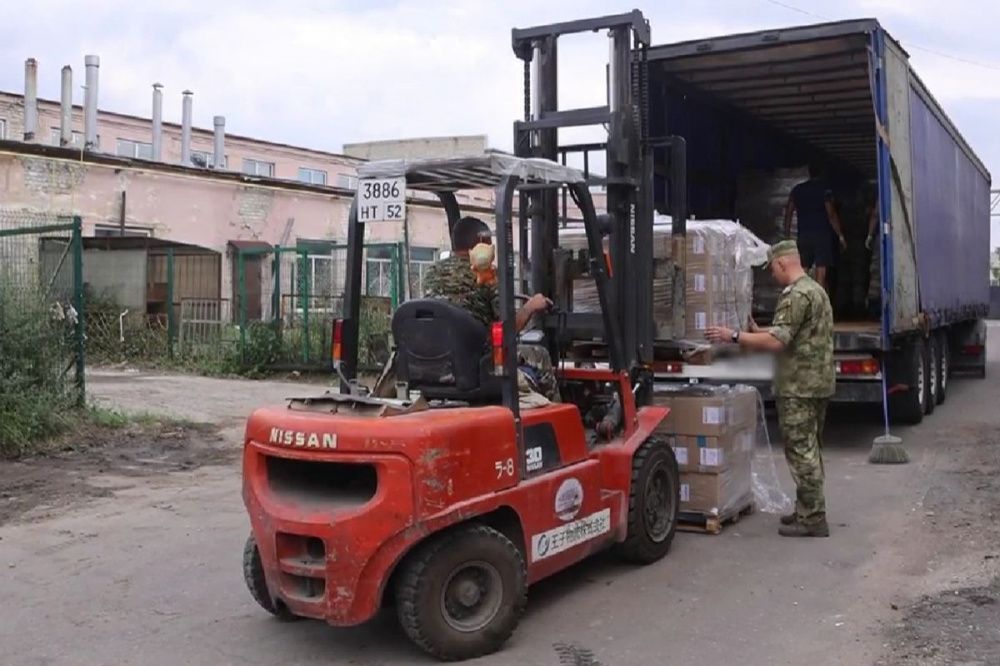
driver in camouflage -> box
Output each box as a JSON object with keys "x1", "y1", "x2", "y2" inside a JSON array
[
  {"x1": 423, "y1": 216, "x2": 558, "y2": 402},
  {"x1": 706, "y1": 240, "x2": 834, "y2": 537}
]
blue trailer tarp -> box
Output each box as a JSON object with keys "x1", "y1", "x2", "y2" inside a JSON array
[{"x1": 908, "y1": 89, "x2": 991, "y2": 326}]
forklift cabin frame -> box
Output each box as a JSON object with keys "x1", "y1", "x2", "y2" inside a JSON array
[
  {"x1": 339, "y1": 154, "x2": 625, "y2": 453},
  {"x1": 511, "y1": 10, "x2": 689, "y2": 382}
]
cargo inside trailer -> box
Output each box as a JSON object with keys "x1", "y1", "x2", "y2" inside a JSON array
[{"x1": 647, "y1": 21, "x2": 881, "y2": 339}]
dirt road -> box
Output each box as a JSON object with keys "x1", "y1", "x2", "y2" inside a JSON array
[{"x1": 1, "y1": 337, "x2": 998, "y2": 665}]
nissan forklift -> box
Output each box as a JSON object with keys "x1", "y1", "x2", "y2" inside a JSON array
[{"x1": 240, "y1": 11, "x2": 683, "y2": 662}]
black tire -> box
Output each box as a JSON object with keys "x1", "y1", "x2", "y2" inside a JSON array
[
  {"x1": 888, "y1": 339, "x2": 925, "y2": 425},
  {"x1": 395, "y1": 524, "x2": 527, "y2": 662},
  {"x1": 934, "y1": 330, "x2": 948, "y2": 405},
  {"x1": 617, "y1": 438, "x2": 680, "y2": 564},
  {"x1": 243, "y1": 534, "x2": 298, "y2": 621},
  {"x1": 924, "y1": 337, "x2": 937, "y2": 416}
]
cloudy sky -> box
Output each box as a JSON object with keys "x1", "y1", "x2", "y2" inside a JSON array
[{"x1": 4, "y1": 0, "x2": 1000, "y2": 240}]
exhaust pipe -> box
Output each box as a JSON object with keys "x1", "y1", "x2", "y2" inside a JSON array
[
  {"x1": 24, "y1": 58, "x2": 38, "y2": 142},
  {"x1": 212, "y1": 115, "x2": 225, "y2": 169},
  {"x1": 83, "y1": 55, "x2": 100, "y2": 151},
  {"x1": 180, "y1": 90, "x2": 192, "y2": 164},
  {"x1": 60, "y1": 65, "x2": 73, "y2": 146},
  {"x1": 151, "y1": 83, "x2": 163, "y2": 160}
]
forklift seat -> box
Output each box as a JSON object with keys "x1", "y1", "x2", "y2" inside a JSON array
[{"x1": 392, "y1": 299, "x2": 503, "y2": 403}]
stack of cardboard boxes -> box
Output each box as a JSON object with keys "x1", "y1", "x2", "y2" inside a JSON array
[
  {"x1": 683, "y1": 221, "x2": 753, "y2": 342},
  {"x1": 559, "y1": 218, "x2": 764, "y2": 345},
  {"x1": 654, "y1": 385, "x2": 758, "y2": 517}
]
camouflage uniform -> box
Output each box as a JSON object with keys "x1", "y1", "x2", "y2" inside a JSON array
[
  {"x1": 423, "y1": 254, "x2": 559, "y2": 402},
  {"x1": 769, "y1": 274, "x2": 835, "y2": 526}
]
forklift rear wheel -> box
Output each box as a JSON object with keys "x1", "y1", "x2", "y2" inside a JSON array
[
  {"x1": 242, "y1": 534, "x2": 299, "y2": 621},
  {"x1": 617, "y1": 438, "x2": 680, "y2": 564},
  {"x1": 396, "y1": 524, "x2": 527, "y2": 661}
]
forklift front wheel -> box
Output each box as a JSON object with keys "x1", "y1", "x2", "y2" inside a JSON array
[
  {"x1": 396, "y1": 524, "x2": 527, "y2": 661},
  {"x1": 617, "y1": 438, "x2": 680, "y2": 564},
  {"x1": 242, "y1": 534, "x2": 299, "y2": 621}
]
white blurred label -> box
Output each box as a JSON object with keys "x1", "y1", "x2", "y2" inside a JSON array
[
  {"x1": 357, "y1": 177, "x2": 405, "y2": 222},
  {"x1": 700, "y1": 448, "x2": 722, "y2": 467},
  {"x1": 530, "y1": 509, "x2": 610, "y2": 561}
]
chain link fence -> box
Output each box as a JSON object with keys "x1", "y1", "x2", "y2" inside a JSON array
[{"x1": 0, "y1": 210, "x2": 84, "y2": 455}]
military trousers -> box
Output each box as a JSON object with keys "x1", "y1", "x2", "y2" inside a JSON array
[{"x1": 776, "y1": 397, "x2": 828, "y2": 525}]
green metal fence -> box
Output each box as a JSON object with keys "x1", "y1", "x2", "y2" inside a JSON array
[
  {"x1": 230, "y1": 242, "x2": 405, "y2": 372},
  {"x1": 0, "y1": 212, "x2": 85, "y2": 412}
]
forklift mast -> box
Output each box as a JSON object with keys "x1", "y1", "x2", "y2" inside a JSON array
[{"x1": 511, "y1": 10, "x2": 687, "y2": 392}]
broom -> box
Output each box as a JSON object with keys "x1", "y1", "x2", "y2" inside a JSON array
[
  {"x1": 868, "y1": 188, "x2": 908, "y2": 465},
  {"x1": 868, "y1": 368, "x2": 908, "y2": 464}
]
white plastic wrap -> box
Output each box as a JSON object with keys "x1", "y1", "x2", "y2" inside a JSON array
[
  {"x1": 653, "y1": 383, "x2": 791, "y2": 517},
  {"x1": 750, "y1": 388, "x2": 793, "y2": 515},
  {"x1": 357, "y1": 153, "x2": 586, "y2": 187},
  {"x1": 680, "y1": 218, "x2": 768, "y2": 345}
]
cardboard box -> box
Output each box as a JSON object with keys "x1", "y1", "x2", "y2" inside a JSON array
[
  {"x1": 654, "y1": 385, "x2": 758, "y2": 437},
  {"x1": 679, "y1": 460, "x2": 753, "y2": 516},
  {"x1": 672, "y1": 426, "x2": 755, "y2": 473}
]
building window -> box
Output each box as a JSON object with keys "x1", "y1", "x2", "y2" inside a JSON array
[
  {"x1": 336, "y1": 174, "x2": 358, "y2": 190},
  {"x1": 50, "y1": 129, "x2": 87, "y2": 148},
  {"x1": 365, "y1": 246, "x2": 396, "y2": 298},
  {"x1": 0, "y1": 118, "x2": 6, "y2": 140},
  {"x1": 191, "y1": 150, "x2": 227, "y2": 169},
  {"x1": 93, "y1": 224, "x2": 152, "y2": 238},
  {"x1": 242, "y1": 158, "x2": 275, "y2": 178},
  {"x1": 116, "y1": 138, "x2": 153, "y2": 160},
  {"x1": 408, "y1": 247, "x2": 437, "y2": 297},
  {"x1": 297, "y1": 167, "x2": 327, "y2": 185}
]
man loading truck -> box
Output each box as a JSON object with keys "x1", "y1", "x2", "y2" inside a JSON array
[
  {"x1": 706, "y1": 240, "x2": 834, "y2": 538},
  {"x1": 784, "y1": 163, "x2": 848, "y2": 293}
]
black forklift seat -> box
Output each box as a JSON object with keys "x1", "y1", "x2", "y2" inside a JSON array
[{"x1": 392, "y1": 299, "x2": 503, "y2": 403}]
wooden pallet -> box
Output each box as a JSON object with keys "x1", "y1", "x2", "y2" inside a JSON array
[{"x1": 677, "y1": 501, "x2": 756, "y2": 535}]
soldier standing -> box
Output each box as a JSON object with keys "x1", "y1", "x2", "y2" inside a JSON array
[{"x1": 706, "y1": 240, "x2": 835, "y2": 537}]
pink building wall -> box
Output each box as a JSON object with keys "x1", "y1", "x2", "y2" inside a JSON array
[{"x1": 0, "y1": 147, "x2": 485, "y2": 304}]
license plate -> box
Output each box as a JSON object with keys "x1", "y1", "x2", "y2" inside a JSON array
[{"x1": 356, "y1": 177, "x2": 405, "y2": 222}]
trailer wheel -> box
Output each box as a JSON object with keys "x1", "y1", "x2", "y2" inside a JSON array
[
  {"x1": 934, "y1": 330, "x2": 948, "y2": 405},
  {"x1": 242, "y1": 534, "x2": 298, "y2": 621},
  {"x1": 617, "y1": 438, "x2": 680, "y2": 564},
  {"x1": 924, "y1": 337, "x2": 937, "y2": 415},
  {"x1": 396, "y1": 524, "x2": 526, "y2": 661},
  {"x1": 888, "y1": 339, "x2": 925, "y2": 425}
]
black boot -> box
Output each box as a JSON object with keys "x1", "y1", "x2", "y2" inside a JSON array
[
  {"x1": 778, "y1": 520, "x2": 830, "y2": 537},
  {"x1": 779, "y1": 513, "x2": 796, "y2": 525}
]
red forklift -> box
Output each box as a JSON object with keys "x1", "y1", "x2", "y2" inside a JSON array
[{"x1": 242, "y1": 11, "x2": 683, "y2": 661}]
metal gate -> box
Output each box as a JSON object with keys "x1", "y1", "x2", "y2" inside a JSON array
[
  {"x1": 230, "y1": 242, "x2": 403, "y2": 372},
  {"x1": 0, "y1": 212, "x2": 85, "y2": 405}
]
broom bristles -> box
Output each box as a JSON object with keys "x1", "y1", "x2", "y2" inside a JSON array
[{"x1": 869, "y1": 434, "x2": 909, "y2": 464}]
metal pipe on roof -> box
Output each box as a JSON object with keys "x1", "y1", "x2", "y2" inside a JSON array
[
  {"x1": 180, "y1": 90, "x2": 192, "y2": 164},
  {"x1": 212, "y1": 115, "x2": 225, "y2": 169},
  {"x1": 83, "y1": 55, "x2": 100, "y2": 151},
  {"x1": 24, "y1": 58, "x2": 38, "y2": 142},
  {"x1": 60, "y1": 66, "x2": 73, "y2": 146},
  {"x1": 151, "y1": 83, "x2": 163, "y2": 160}
]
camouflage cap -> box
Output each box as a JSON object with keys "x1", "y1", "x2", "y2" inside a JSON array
[{"x1": 765, "y1": 239, "x2": 799, "y2": 267}]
